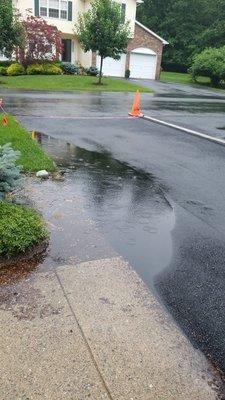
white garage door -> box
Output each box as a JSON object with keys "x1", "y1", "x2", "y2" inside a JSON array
[
  {"x1": 97, "y1": 54, "x2": 126, "y2": 77},
  {"x1": 130, "y1": 48, "x2": 157, "y2": 79}
]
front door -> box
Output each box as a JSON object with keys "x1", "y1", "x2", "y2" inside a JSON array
[{"x1": 62, "y1": 39, "x2": 72, "y2": 62}]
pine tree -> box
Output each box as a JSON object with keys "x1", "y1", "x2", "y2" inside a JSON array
[{"x1": 0, "y1": 143, "x2": 23, "y2": 199}]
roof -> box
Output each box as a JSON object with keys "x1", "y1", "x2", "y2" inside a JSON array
[{"x1": 135, "y1": 20, "x2": 169, "y2": 45}]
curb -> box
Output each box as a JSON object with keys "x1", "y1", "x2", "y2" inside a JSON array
[{"x1": 143, "y1": 115, "x2": 225, "y2": 147}]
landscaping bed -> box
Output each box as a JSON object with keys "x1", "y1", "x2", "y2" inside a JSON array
[{"x1": 0, "y1": 114, "x2": 54, "y2": 266}]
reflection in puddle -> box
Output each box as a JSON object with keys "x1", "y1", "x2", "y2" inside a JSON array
[{"x1": 37, "y1": 133, "x2": 175, "y2": 291}]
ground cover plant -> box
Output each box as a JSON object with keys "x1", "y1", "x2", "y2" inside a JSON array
[
  {"x1": 0, "y1": 114, "x2": 56, "y2": 172},
  {"x1": 0, "y1": 201, "x2": 47, "y2": 256}
]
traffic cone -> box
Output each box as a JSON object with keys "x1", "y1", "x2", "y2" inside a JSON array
[
  {"x1": 128, "y1": 90, "x2": 143, "y2": 117},
  {"x1": 1, "y1": 116, "x2": 8, "y2": 126}
]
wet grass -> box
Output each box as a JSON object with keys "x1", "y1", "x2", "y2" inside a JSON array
[
  {"x1": 0, "y1": 114, "x2": 56, "y2": 172},
  {"x1": 160, "y1": 71, "x2": 211, "y2": 85},
  {"x1": 0, "y1": 75, "x2": 152, "y2": 93}
]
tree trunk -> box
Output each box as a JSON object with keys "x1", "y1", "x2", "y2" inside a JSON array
[{"x1": 98, "y1": 56, "x2": 103, "y2": 84}]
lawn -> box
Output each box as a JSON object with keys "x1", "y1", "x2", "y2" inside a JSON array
[
  {"x1": 0, "y1": 75, "x2": 151, "y2": 92},
  {"x1": 0, "y1": 114, "x2": 56, "y2": 172},
  {"x1": 160, "y1": 71, "x2": 211, "y2": 85}
]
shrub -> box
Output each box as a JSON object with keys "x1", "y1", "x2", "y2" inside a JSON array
[
  {"x1": 190, "y1": 46, "x2": 225, "y2": 87},
  {"x1": 125, "y1": 69, "x2": 130, "y2": 79},
  {"x1": 0, "y1": 201, "x2": 48, "y2": 256},
  {"x1": 85, "y1": 67, "x2": 99, "y2": 76},
  {"x1": 27, "y1": 63, "x2": 45, "y2": 75},
  {"x1": 0, "y1": 67, "x2": 7, "y2": 76},
  {"x1": 43, "y1": 63, "x2": 62, "y2": 75},
  {"x1": 61, "y1": 62, "x2": 79, "y2": 75},
  {"x1": 7, "y1": 63, "x2": 25, "y2": 76},
  {"x1": 26, "y1": 63, "x2": 62, "y2": 75},
  {"x1": 0, "y1": 60, "x2": 12, "y2": 68},
  {"x1": 0, "y1": 143, "x2": 23, "y2": 199}
]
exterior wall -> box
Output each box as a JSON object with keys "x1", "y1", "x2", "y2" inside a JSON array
[
  {"x1": 13, "y1": 0, "x2": 138, "y2": 67},
  {"x1": 126, "y1": 23, "x2": 164, "y2": 79}
]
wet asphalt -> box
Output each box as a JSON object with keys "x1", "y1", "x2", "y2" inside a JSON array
[{"x1": 2, "y1": 81, "x2": 225, "y2": 374}]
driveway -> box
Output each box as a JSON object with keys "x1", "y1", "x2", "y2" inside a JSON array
[
  {"x1": 131, "y1": 79, "x2": 225, "y2": 137},
  {"x1": 2, "y1": 88, "x2": 225, "y2": 381}
]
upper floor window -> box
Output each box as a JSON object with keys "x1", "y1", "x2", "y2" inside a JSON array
[
  {"x1": 121, "y1": 3, "x2": 126, "y2": 23},
  {"x1": 40, "y1": 0, "x2": 69, "y2": 20}
]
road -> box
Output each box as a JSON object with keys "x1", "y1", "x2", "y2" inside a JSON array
[{"x1": 2, "y1": 83, "x2": 225, "y2": 376}]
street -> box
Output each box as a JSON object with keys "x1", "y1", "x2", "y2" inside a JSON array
[{"x1": 3, "y1": 82, "x2": 225, "y2": 376}]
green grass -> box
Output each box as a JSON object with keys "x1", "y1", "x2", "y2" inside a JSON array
[
  {"x1": 0, "y1": 75, "x2": 151, "y2": 92},
  {"x1": 160, "y1": 71, "x2": 211, "y2": 85},
  {"x1": 0, "y1": 201, "x2": 48, "y2": 256},
  {"x1": 0, "y1": 114, "x2": 56, "y2": 172}
]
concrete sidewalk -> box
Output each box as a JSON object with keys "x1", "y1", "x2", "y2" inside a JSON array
[{"x1": 0, "y1": 256, "x2": 221, "y2": 399}]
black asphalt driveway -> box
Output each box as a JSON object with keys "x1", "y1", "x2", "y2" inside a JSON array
[{"x1": 2, "y1": 87, "x2": 225, "y2": 376}]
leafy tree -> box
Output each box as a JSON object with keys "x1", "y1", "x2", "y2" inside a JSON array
[
  {"x1": 18, "y1": 15, "x2": 62, "y2": 66},
  {"x1": 76, "y1": 0, "x2": 130, "y2": 84},
  {"x1": 0, "y1": 0, "x2": 24, "y2": 58},
  {"x1": 137, "y1": 0, "x2": 225, "y2": 71},
  {"x1": 190, "y1": 47, "x2": 225, "y2": 87}
]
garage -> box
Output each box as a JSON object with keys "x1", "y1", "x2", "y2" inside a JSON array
[
  {"x1": 129, "y1": 47, "x2": 157, "y2": 79},
  {"x1": 96, "y1": 54, "x2": 126, "y2": 77}
]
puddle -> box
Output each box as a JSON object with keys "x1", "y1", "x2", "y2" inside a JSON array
[{"x1": 32, "y1": 132, "x2": 175, "y2": 291}]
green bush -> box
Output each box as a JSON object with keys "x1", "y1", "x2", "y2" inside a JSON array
[
  {"x1": 0, "y1": 143, "x2": 23, "y2": 199},
  {"x1": 0, "y1": 67, "x2": 7, "y2": 76},
  {"x1": 7, "y1": 63, "x2": 25, "y2": 76},
  {"x1": 0, "y1": 201, "x2": 48, "y2": 256},
  {"x1": 0, "y1": 60, "x2": 12, "y2": 68},
  {"x1": 85, "y1": 67, "x2": 99, "y2": 76},
  {"x1": 43, "y1": 63, "x2": 62, "y2": 75},
  {"x1": 27, "y1": 64, "x2": 45, "y2": 75},
  {"x1": 61, "y1": 62, "x2": 79, "y2": 75},
  {"x1": 190, "y1": 46, "x2": 225, "y2": 87},
  {"x1": 27, "y1": 63, "x2": 62, "y2": 75}
]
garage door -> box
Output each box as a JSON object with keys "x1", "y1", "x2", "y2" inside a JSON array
[
  {"x1": 130, "y1": 48, "x2": 157, "y2": 79},
  {"x1": 96, "y1": 54, "x2": 126, "y2": 77}
]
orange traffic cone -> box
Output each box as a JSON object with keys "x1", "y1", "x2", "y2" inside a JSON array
[
  {"x1": 1, "y1": 116, "x2": 8, "y2": 126},
  {"x1": 128, "y1": 90, "x2": 143, "y2": 117}
]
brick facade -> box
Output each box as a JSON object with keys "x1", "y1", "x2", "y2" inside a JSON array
[{"x1": 126, "y1": 23, "x2": 164, "y2": 79}]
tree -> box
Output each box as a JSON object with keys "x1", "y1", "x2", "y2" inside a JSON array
[
  {"x1": 0, "y1": 0, "x2": 24, "y2": 58},
  {"x1": 136, "y1": 0, "x2": 224, "y2": 71},
  {"x1": 190, "y1": 47, "x2": 225, "y2": 87},
  {"x1": 18, "y1": 15, "x2": 62, "y2": 65},
  {"x1": 76, "y1": 0, "x2": 130, "y2": 84}
]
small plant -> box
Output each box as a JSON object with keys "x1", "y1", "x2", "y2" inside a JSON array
[
  {"x1": 0, "y1": 143, "x2": 23, "y2": 199},
  {"x1": 0, "y1": 66, "x2": 7, "y2": 76},
  {"x1": 85, "y1": 67, "x2": 99, "y2": 76},
  {"x1": 7, "y1": 62, "x2": 25, "y2": 76},
  {"x1": 61, "y1": 62, "x2": 79, "y2": 75},
  {"x1": 0, "y1": 201, "x2": 48, "y2": 256},
  {"x1": 27, "y1": 63, "x2": 45, "y2": 75},
  {"x1": 190, "y1": 46, "x2": 225, "y2": 87},
  {"x1": 43, "y1": 63, "x2": 62, "y2": 75},
  {"x1": 125, "y1": 69, "x2": 130, "y2": 79}
]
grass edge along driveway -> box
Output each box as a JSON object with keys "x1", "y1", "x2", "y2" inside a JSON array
[
  {"x1": 0, "y1": 114, "x2": 56, "y2": 172},
  {"x1": 0, "y1": 75, "x2": 152, "y2": 93}
]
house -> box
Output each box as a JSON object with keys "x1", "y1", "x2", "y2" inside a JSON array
[{"x1": 12, "y1": 0, "x2": 168, "y2": 79}]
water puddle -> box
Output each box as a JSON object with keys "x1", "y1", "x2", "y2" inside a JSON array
[{"x1": 32, "y1": 132, "x2": 175, "y2": 291}]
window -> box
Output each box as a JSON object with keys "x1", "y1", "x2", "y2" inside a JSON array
[
  {"x1": 39, "y1": 0, "x2": 70, "y2": 20},
  {"x1": 40, "y1": 0, "x2": 47, "y2": 16},
  {"x1": 121, "y1": 3, "x2": 126, "y2": 23},
  {"x1": 60, "y1": 0, "x2": 68, "y2": 19}
]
